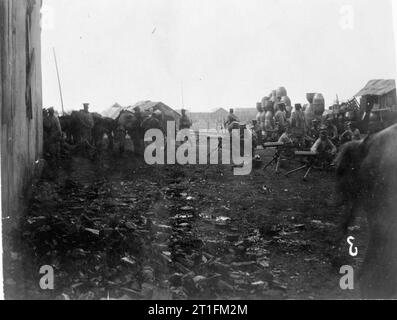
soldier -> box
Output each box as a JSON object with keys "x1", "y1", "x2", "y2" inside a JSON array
[
  {"x1": 179, "y1": 109, "x2": 192, "y2": 130},
  {"x1": 340, "y1": 121, "x2": 354, "y2": 145},
  {"x1": 225, "y1": 109, "x2": 240, "y2": 135},
  {"x1": 226, "y1": 108, "x2": 239, "y2": 126},
  {"x1": 255, "y1": 103, "x2": 264, "y2": 144},
  {"x1": 311, "y1": 125, "x2": 337, "y2": 166},
  {"x1": 142, "y1": 112, "x2": 163, "y2": 132},
  {"x1": 324, "y1": 118, "x2": 339, "y2": 145},
  {"x1": 133, "y1": 106, "x2": 143, "y2": 123},
  {"x1": 278, "y1": 123, "x2": 293, "y2": 145},
  {"x1": 291, "y1": 104, "x2": 306, "y2": 136},
  {"x1": 264, "y1": 104, "x2": 274, "y2": 131},
  {"x1": 351, "y1": 121, "x2": 361, "y2": 140},
  {"x1": 80, "y1": 103, "x2": 94, "y2": 144},
  {"x1": 290, "y1": 103, "x2": 307, "y2": 147},
  {"x1": 256, "y1": 103, "x2": 263, "y2": 123},
  {"x1": 340, "y1": 121, "x2": 361, "y2": 144},
  {"x1": 309, "y1": 119, "x2": 321, "y2": 141},
  {"x1": 46, "y1": 107, "x2": 62, "y2": 161},
  {"x1": 275, "y1": 103, "x2": 287, "y2": 135},
  {"x1": 278, "y1": 123, "x2": 295, "y2": 158},
  {"x1": 336, "y1": 113, "x2": 346, "y2": 134},
  {"x1": 133, "y1": 106, "x2": 144, "y2": 154}
]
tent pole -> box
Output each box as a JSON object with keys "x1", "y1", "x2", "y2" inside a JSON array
[{"x1": 53, "y1": 48, "x2": 65, "y2": 115}]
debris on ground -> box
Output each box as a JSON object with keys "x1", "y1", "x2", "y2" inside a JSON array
[{"x1": 6, "y1": 152, "x2": 363, "y2": 300}]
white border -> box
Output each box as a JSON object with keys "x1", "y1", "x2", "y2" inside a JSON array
[{"x1": 1, "y1": 0, "x2": 397, "y2": 301}]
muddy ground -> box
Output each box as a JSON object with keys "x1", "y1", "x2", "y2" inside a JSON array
[{"x1": 4, "y1": 144, "x2": 368, "y2": 300}]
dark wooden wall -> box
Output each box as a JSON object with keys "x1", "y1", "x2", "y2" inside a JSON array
[{"x1": 1, "y1": 0, "x2": 43, "y2": 220}]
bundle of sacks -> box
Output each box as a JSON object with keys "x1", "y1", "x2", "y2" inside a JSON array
[
  {"x1": 304, "y1": 92, "x2": 325, "y2": 129},
  {"x1": 254, "y1": 87, "x2": 327, "y2": 144},
  {"x1": 255, "y1": 87, "x2": 293, "y2": 140}
]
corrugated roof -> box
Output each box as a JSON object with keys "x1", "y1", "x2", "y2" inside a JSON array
[{"x1": 355, "y1": 79, "x2": 396, "y2": 97}]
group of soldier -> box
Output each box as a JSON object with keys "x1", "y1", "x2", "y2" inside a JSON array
[
  {"x1": 42, "y1": 103, "x2": 196, "y2": 163},
  {"x1": 43, "y1": 103, "x2": 98, "y2": 164},
  {"x1": 42, "y1": 96, "x2": 363, "y2": 168},
  {"x1": 223, "y1": 99, "x2": 362, "y2": 165}
]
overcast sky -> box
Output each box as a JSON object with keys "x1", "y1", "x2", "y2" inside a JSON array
[{"x1": 41, "y1": 0, "x2": 397, "y2": 113}]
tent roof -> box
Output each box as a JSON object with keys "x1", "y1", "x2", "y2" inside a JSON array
[
  {"x1": 127, "y1": 101, "x2": 181, "y2": 118},
  {"x1": 102, "y1": 101, "x2": 181, "y2": 119},
  {"x1": 355, "y1": 79, "x2": 396, "y2": 97},
  {"x1": 102, "y1": 102, "x2": 124, "y2": 119},
  {"x1": 128, "y1": 101, "x2": 159, "y2": 112}
]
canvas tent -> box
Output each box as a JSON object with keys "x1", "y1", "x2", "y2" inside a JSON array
[
  {"x1": 127, "y1": 101, "x2": 181, "y2": 121},
  {"x1": 102, "y1": 102, "x2": 124, "y2": 119},
  {"x1": 102, "y1": 101, "x2": 181, "y2": 129}
]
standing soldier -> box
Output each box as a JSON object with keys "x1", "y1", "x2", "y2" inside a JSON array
[
  {"x1": 225, "y1": 108, "x2": 240, "y2": 133},
  {"x1": 226, "y1": 108, "x2": 239, "y2": 124},
  {"x1": 179, "y1": 109, "x2": 192, "y2": 130},
  {"x1": 275, "y1": 103, "x2": 287, "y2": 135},
  {"x1": 256, "y1": 102, "x2": 263, "y2": 123},
  {"x1": 291, "y1": 103, "x2": 306, "y2": 144},
  {"x1": 47, "y1": 107, "x2": 63, "y2": 162},
  {"x1": 133, "y1": 106, "x2": 143, "y2": 124},
  {"x1": 81, "y1": 103, "x2": 94, "y2": 144},
  {"x1": 142, "y1": 112, "x2": 163, "y2": 132},
  {"x1": 255, "y1": 102, "x2": 264, "y2": 144},
  {"x1": 133, "y1": 106, "x2": 144, "y2": 154},
  {"x1": 178, "y1": 108, "x2": 193, "y2": 146}
]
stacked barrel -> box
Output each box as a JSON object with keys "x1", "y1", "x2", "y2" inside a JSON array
[{"x1": 304, "y1": 92, "x2": 325, "y2": 128}]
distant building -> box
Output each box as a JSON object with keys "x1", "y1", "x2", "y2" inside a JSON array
[
  {"x1": 1, "y1": 0, "x2": 43, "y2": 220},
  {"x1": 180, "y1": 107, "x2": 258, "y2": 130},
  {"x1": 234, "y1": 108, "x2": 258, "y2": 123},
  {"x1": 355, "y1": 79, "x2": 397, "y2": 132},
  {"x1": 185, "y1": 108, "x2": 228, "y2": 131}
]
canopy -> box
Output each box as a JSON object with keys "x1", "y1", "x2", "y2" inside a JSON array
[{"x1": 355, "y1": 79, "x2": 396, "y2": 97}]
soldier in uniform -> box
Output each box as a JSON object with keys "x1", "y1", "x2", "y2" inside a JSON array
[
  {"x1": 324, "y1": 118, "x2": 339, "y2": 145},
  {"x1": 46, "y1": 107, "x2": 63, "y2": 163},
  {"x1": 179, "y1": 109, "x2": 192, "y2": 130},
  {"x1": 81, "y1": 103, "x2": 94, "y2": 144},
  {"x1": 274, "y1": 103, "x2": 287, "y2": 135},
  {"x1": 310, "y1": 125, "x2": 337, "y2": 166},
  {"x1": 226, "y1": 109, "x2": 239, "y2": 126},
  {"x1": 133, "y1": 106, "x2": 144, "y2": 154}
]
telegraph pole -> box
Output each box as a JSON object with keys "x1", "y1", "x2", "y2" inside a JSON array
[{"x1": 181, "y1": 82, "x2": 185, "y2": 109}]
